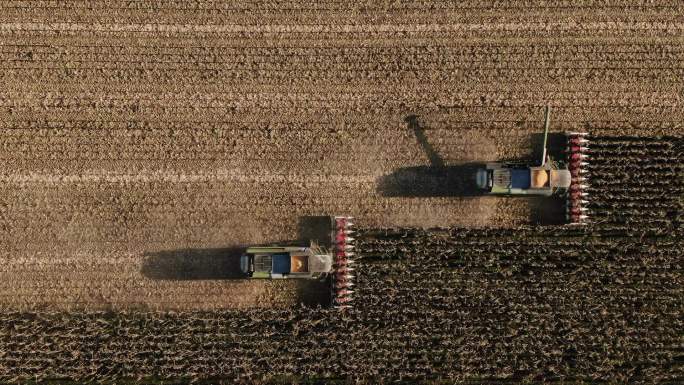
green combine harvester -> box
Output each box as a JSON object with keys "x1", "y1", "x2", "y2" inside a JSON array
[
  {"x1": 475, "y1": 106, "x2": 591, "y2": 224},
  {"x1": 240, "y1": 216, "x2": 355, "y2": 308}
]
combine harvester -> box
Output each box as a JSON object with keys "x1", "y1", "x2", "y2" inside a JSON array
[
  {"x1": 475, "y1": 106, "x2": 590, "y2": 224},
  {"x1": 240, "y1": 216, "x2": 356, "y2": 308}
]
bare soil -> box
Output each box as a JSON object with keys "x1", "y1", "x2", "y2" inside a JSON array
[{"x1": 0, "y1": 0, "x2": 682, "y2": 310}]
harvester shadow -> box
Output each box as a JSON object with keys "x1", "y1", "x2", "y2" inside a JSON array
[
  {"x1": 527, "y1": 197, "x2": 568, "y2": 226},
  {"x1": 293, "y1": 278, "x2": 333, "y2": 308},
  {"x1": 378, "y1": 163, "x2": 485, "y2": 197},
  {"x1": 406, "y1": 113, "x2": 444, "y2": 168},
  {"x1": 529, "y1": 132, "x2": 569, "y2": 163},
  {"x1": 141, "y1": 247, "x2": 245, "y2": 280},
  {"x1": 379, "y1": 115, "x2": 485, "y2": 197},
  {"x1": 298, "y1": 215, "x2": 334, "y2": 248}
]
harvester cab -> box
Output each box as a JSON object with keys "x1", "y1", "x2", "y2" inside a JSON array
[
  {"x1": 475, "y1": 106, "x2": 591, "y2": 224},
  {"x1": 239, "y1": 216, "x2": 356, "y2": 309}
]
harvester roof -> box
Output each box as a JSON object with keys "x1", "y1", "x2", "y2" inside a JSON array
[
  {"x1": 308, "y1": 254, "x2": 332, "y2": 273},
  {"x1": 550, "y1": 169, "x2": 571, "y2": 188}
]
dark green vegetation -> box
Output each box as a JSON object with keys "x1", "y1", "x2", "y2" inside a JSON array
[{"x1": 1, "y1": 136, "x2": 681, "y2": 383}]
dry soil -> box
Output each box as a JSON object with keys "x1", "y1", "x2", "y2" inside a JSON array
[{"x1": 1, "y1": 0, "x2": 682, "y2": 310}]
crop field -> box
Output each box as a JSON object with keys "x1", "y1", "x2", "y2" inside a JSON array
[
  {"x1": 2, "y1": 135, "x2": 682, "y2": 382},
  {"x1": 1, "y1": 0, "x2": 683, "y2": 383}
]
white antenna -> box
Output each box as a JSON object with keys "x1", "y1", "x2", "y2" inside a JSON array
[{"x1": 541, "y1": 105, "x2": 551, "y2": 166}]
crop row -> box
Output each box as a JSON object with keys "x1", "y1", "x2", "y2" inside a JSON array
[{"x1": 578, "y1": 136, "x2": 682, "y2": 227}]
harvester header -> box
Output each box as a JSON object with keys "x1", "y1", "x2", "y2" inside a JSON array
[
  {"x1": 566, "y1": 132, "x2": 591, "y2": 224},
  {"x1": 332, "y1": 216, "x2": 356, "y2": 309}
]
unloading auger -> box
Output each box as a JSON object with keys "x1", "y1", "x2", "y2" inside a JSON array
[{"x1": 475, "y1": 106, "x2": 592, "y2": 225}]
